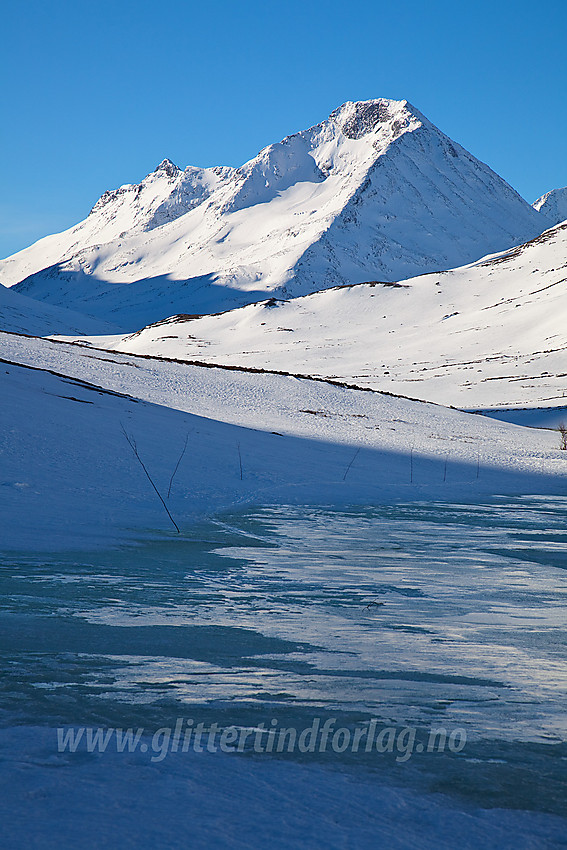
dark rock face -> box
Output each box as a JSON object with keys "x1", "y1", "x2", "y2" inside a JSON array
[
  {"x1": 155, "y1": 158, "x2": 181, "y2": 179},
  {"x1": 340, "y1": 101, "x2": 393, "y2": 139}
]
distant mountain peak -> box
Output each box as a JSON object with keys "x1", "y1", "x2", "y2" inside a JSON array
[
  {"x1": 329, "y1": 98, "x2": 417, "y2": 139},
  {"x1": 154, "y1": 158, "x2": 181, "y2": 177},
  {"x1": 1, "y1": 98, "x2": 552, "y2": 331},
  {"x1": 533, "y1": 186, "x2": 567, "y2": 226}
]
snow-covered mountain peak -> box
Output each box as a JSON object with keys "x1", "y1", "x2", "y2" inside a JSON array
[
  {"x1": 533, "y1": 186, "x2": 567, "y2": 226},
  {"x1": 1, "y1": 98, "x2": 553, "y2": 329},
  {"x1": 329, "y1": 97, "x2": 418, "y2": 139},
  {"x1": 154, "y1": 158, "x2": 181, "y2": 177},
  {"x1": 220, "y1": 99, "x2": 424, "y2": 215},
  {"x1": 88, "y1": 158, "x2": 184, "y2": 217}
]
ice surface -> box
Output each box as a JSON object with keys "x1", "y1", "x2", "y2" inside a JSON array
[{"x1": 1, "y1": 499, "x2": 566, "y2": 848}]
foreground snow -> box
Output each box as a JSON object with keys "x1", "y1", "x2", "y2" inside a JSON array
[{"x1": 1, "y1": 726, "x2": 564, "y2": 850}]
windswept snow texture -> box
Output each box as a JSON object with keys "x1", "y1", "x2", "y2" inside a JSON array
[
  {"x1": 2, "y1": 99, "x2": 550, "y2": 330},
  {"x1": 90, "y1": 221, "x2": 567, "y2": 410},
  {"x1": 533, "y1": 186, "x2": 567, "y2": 226}
]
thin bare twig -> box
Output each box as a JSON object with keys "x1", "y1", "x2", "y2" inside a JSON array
[
  {"x1": 343, "y1": 448, "x2": 360, "y2": 481},
  {"x1": 237, "y1": 443, "x2": 243, "y2": 481},
  {"x1": 121, "y1": 424, "x2": 180, "y2": 533},
  {"x1": 167, "y1": 432, "x2": 189, "y2": 498}
]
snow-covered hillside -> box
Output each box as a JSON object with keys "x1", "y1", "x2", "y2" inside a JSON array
[
  {"x1": 84, "y1": 221, "x2": 567, "y2": 410},
  {"x1": 1, "y1": 330, "x2": 566, "y2": 549},
  {"x1": 1, "y1": 100, "x2": 550, "y2": 330},
  {"x1": 0, "y1": 283, "x2": 120, "y2": 336},
  {"x1": 533, "y1": 186, "x2": 567, "y2": 226}
]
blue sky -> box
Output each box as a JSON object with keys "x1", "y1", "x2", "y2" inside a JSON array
[{"x1": 1, "y1": 0, "x2": 566, "y2": 259}]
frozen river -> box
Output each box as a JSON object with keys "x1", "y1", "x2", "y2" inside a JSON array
[{"x1": 1, "y1": 497, "x2": 566, "y2": 847}]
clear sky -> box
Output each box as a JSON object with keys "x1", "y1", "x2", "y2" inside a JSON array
[{"x1": 1, "y1": 0, "x2": 566, "y2": 259}]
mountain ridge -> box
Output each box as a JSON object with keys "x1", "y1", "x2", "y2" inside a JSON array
[{"x1": 1, "y1": 98, "x2": 552, "y2": 330}]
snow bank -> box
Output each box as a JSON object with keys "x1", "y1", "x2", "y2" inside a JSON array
[{"x1": 1, "y1": 333, "x2": 565, "y2": 550}]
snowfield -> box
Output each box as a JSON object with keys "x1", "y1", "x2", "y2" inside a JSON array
[
  {"x1": 71, "y1": 220, "x2": 567, "y2": 412},
  {"x1": 1, "y1": 331, "x2": 566, "y2": 550}
]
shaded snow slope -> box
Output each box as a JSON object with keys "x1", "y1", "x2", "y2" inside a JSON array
[
  {"x1": 2, "y1": 99, "x2": 550, "y2": 330},
  {"x1": 533, "y1": 186, "x2": 567, "y2": 226},
  {"x1": 1, "y1": 331, "x2": 565, "y2": 549},
  {"x1": 85, "y1": 222, "x2": 567, "y2": 410},
  {"x1": 0, "y1": 283, "x2": 121, "y2": 336}
]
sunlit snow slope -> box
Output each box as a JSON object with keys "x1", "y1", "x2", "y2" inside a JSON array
[
  {"x1": 2, "y1": 100, "x2": 550, "y2": 331},
  {"x1": 2, "y1": 331, "x2": 565, "y2": 549},
  {"x1": 533, "y1": 187, "x2": 567, "y2": 225},
  {"x1": 85, "y1": 222, "x2": 567, "y2": 410}
]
